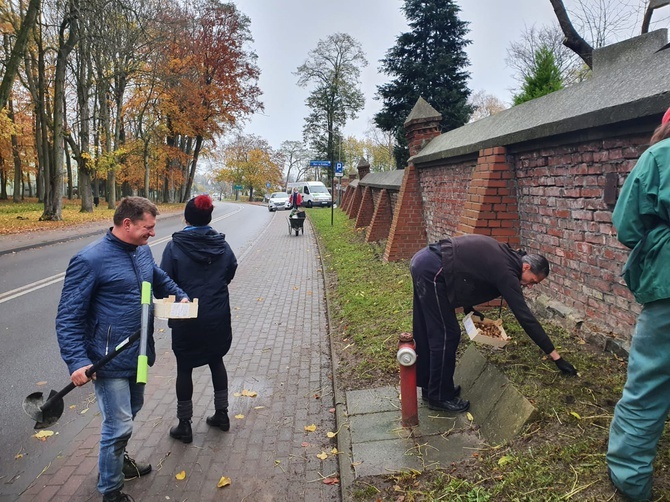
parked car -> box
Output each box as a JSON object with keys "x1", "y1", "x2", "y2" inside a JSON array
[{"x1": 268, "y1": 191, "x2": 290, "y2": 211}]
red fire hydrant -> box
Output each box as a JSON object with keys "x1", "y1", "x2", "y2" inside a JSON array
[{"x1": 397, "y1": 332, "x2": 418, "y2": 427}]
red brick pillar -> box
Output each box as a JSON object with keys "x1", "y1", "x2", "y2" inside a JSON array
[
  {"x1": 456, "y1": 146, "x2": 520, "y2": 249},
  {"x1": 384, "y1": 97, "x2": 442, "y2": 262},
  {"x1": 383, "y1": 165, "x2": 427, "y2": 261},
  {"x1": 355, "y1": 186, "x2": 374, "y2": 228},
  {"x1": 366, "y1": 188, "x2": 392, "y2": 242},
  {"x1": 346, "y1": 184, "x2": 362, "y2": 219}
]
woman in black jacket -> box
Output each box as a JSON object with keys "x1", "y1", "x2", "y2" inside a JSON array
[{"x1": 160, "y1": 195, "x2": 238, "y2": 443}]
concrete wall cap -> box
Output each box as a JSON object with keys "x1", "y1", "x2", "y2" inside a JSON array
[{"x1": 413, "y1": 30, "x2": 670, "y2": 165}]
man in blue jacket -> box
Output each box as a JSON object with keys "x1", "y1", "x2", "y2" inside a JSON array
[{"x1": 56, "y1": 197, "x2": 188, "y2": 502}]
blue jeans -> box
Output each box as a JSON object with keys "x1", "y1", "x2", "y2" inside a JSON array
[
  {"x1": 607, "y1": 299, "x2": 670, "y2": 501},
  {"x1": 94, "y1": 377, "x2": 144, "y2": 495}
]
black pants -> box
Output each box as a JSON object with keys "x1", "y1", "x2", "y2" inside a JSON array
[
  {"x1": 175, "y1": 357, "x2": 228, "y2": 401},
  {"x1": 410, "y1": 246, "x2": 461, "y2": 402}
]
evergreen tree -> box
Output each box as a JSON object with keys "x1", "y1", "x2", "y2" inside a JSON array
[
  {"x1": 513, "y1": 46, "x2": 564, "y2": 105},
  {"x1": 374, "y1": 0, "x2": 472, "y2": 168}
]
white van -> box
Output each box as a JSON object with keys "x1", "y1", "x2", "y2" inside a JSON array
[{"x1": 286, "y1": 181, "x2": 332, "y2": 208}]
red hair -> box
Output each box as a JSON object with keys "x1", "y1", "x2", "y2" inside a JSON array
[{"x1": 194, "y1": 194, "x2": 213, "y2": 211}]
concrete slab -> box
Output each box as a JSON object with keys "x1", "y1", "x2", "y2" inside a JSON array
[
  {"x1": 349, "y1": 411, "x2": 412, "y2": 443},
  {"x1": 413, "y1": 402, "x2": 470, "y2": 438},
  {"x1": 467, "y1": 363, "x2": 510, "y2": 425},
  {"x1": 420, "y1": 431, "x2": 484, "y2": 468},
  {"x1": 453, "y1": 344, "x2": 488, "y2": 390},
  {"x1": 346, "y1": 387, "x2": 400, "y2": 415},
  {"x1": 483, "y1": 384, "x2": 538, "y2": 444},
  {"x1": 352, "y1": 437, "x2": 424, "y2": 477}
]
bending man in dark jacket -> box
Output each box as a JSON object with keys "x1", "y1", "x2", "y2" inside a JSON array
[
  {"x1": 56, "y1": 197, "x2": 188, "y2": 502},
  {"x1": 410, "y1": 234, "x2": 577, "y2": 413},
  {"x1": 160, "y1": 195, "x2": 238, "y2": 444}
]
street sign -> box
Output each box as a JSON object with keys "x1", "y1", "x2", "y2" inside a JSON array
[
  {"x1": 309, "y1": 160, "x2": 331, "y2": 167},
  {"x1": 266, "y1": 182, "x2": 271, "y2": 188},
  {"x1": 335, "y1": 162, "x2": 344, "y2": 177},
  {"x1": 233, "y1": 184, "x2": 243, "y2": 190}
]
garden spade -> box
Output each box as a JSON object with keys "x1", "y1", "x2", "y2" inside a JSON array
[{"x1": 23, "y1": 330, "x2": 140, "y2": 429}]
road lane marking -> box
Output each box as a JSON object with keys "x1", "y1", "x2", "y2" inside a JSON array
[{"x1": 0, "y1": 206, "x2": 245, "y2": 304}]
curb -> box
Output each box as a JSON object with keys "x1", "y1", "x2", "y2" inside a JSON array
[{"x1": 312, "y1": 212, "x2": 355, "y2": 502}]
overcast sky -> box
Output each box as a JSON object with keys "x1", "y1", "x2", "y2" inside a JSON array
[{"x1": 229, "y1": 1, "x2": 641, "y2": 151}]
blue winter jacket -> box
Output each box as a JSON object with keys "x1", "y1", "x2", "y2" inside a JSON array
[{"x1": 56, "y1": 230, "x2": 187, "y2": 378}]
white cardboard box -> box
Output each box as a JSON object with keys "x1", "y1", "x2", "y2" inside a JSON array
[
  {"x1": 154, "y1": 296, "x2": 199, "y2": 319},
  {"x1": 462, "y1": 312, "x2": 510, "y2": 348}
]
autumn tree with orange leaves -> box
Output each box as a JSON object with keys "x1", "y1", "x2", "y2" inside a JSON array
[{"x1": 155, "y1": 0, "x2": 262, "y2": 203}]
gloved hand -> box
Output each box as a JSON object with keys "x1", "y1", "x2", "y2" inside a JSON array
[
  {"x1": 464, "y1": 306, "x2": 485, "y2": 319},
  {"x1": 554, "y1": 357, "x2": 578, "y2": 376}
]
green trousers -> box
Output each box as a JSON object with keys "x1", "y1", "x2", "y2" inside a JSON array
[{"x1": 607, "y1": 298, "x2": 670, "y2": 501}]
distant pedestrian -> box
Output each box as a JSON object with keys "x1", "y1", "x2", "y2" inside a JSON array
[
  {"x1": 160, "y1": 195, "x2": 238, "y2": 443},
  {"x1": 410, "y1": 234, "x2": 577, "y2": 413},
  {"x1": 289, "y1": 187, "x2": 302, "y2": 210},
  {"x1": 56, "y1": 196, "x2": 188, "y2": 502},
  {"x1": 607, "y1": 107, "x2": 670, "y2": 502}
]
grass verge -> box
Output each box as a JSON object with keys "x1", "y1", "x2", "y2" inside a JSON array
[
  {"x1": 308, "y1": 207, "x2": 670, "y2": 502},
  {"x1": 0, "y1": 198, "x2": 183, "y2": 235}
]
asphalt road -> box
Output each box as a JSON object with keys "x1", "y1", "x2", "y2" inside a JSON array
[{"x1": 0, "y1": 201, "x2": 274, "y2": 499}]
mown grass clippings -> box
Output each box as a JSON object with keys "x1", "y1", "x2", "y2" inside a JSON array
[{"x1": 307, "y1": 207, "x2": 670, "y2": 502}]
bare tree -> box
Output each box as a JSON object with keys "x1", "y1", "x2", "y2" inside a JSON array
[
  {"x1": 279, "y1": 140, "x2": 310, "y2": 185},
  {"x1": 549, "y1": 0, "x2": 651, "y2": 69},
  {"x1": 468, "y1": 91, "x2": 508, "y2": 122},
  {"x1": 506, "y1": 24, "x2": 584, "y2": 85},
  {"x1": 295, "y1": 32, "x2": 367, "y2": 176}
]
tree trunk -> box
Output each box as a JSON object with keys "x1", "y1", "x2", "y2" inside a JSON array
[
  {"x1": 0, "y1": 158, "x2": 7, "y2": 199},
  {"x1": 182, "y1": 135, "x2": 203, "y2": 202},
  {"x1": 75, "y1": 39, "x2": 93, "y2": 212},
  {"x1": 43, "y1": 0, "x2": 78, "y2": 221},
  {"x1": 0, "y1": 0, "x2": 41, "y2": 111},
  {"x1": 143, "y1": 139, "x2": 150, "y2": 198},
  {"x1": 9, "y1": 98, "x2": 23, "y2": 203}
]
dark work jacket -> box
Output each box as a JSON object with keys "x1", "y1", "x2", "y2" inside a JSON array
[
  {"x1": 160, "y1": 226, "x2": 238, "y2": 367},
  {"x1": 432, "y1": 234, "x2": 554, "y2": 354}
]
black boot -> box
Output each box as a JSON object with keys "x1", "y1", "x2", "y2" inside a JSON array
[
  {"x1": 169, "y1": 419, "x2": 193, "y2": 443},
  {"x1": 206, "y1": 410, "x2": 230, "y2": 431},
  {"x1": 102, "y1": 488, "x2": 135, "y2": 501},
  {"x1": 122, "y1": 451, "x2": 151, "y2": 480}
]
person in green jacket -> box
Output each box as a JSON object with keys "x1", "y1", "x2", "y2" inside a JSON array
[{"x1": 607, "y1": 107, "x2": 670, "y2": 502}]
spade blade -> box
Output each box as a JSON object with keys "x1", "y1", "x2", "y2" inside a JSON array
[{"x1": 23, "y1": 389, "x2": 65, "y2": 429}]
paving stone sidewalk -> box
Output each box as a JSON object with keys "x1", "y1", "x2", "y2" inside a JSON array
[{"x1": 18, "y1": 211, "x2": 341, "y2": 502}]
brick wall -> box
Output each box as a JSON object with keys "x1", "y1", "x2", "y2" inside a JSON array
[
  {"x1": 420, "y1": 158, "x2": 476, "y2": 242},
  {"x1": 512, "y1": 135, "x2": 648, "y2": 339},
  {"x1": 415, "y1": 131, "x2": 650, "y2": 345}
]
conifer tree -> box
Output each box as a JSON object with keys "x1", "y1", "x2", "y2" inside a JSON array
[
  {"x1": 513, "y1": 46, "x2": 564, "y2": 105},
  {"x1": 374, "y1": 0, "x2": 472, "y2": 168}
]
